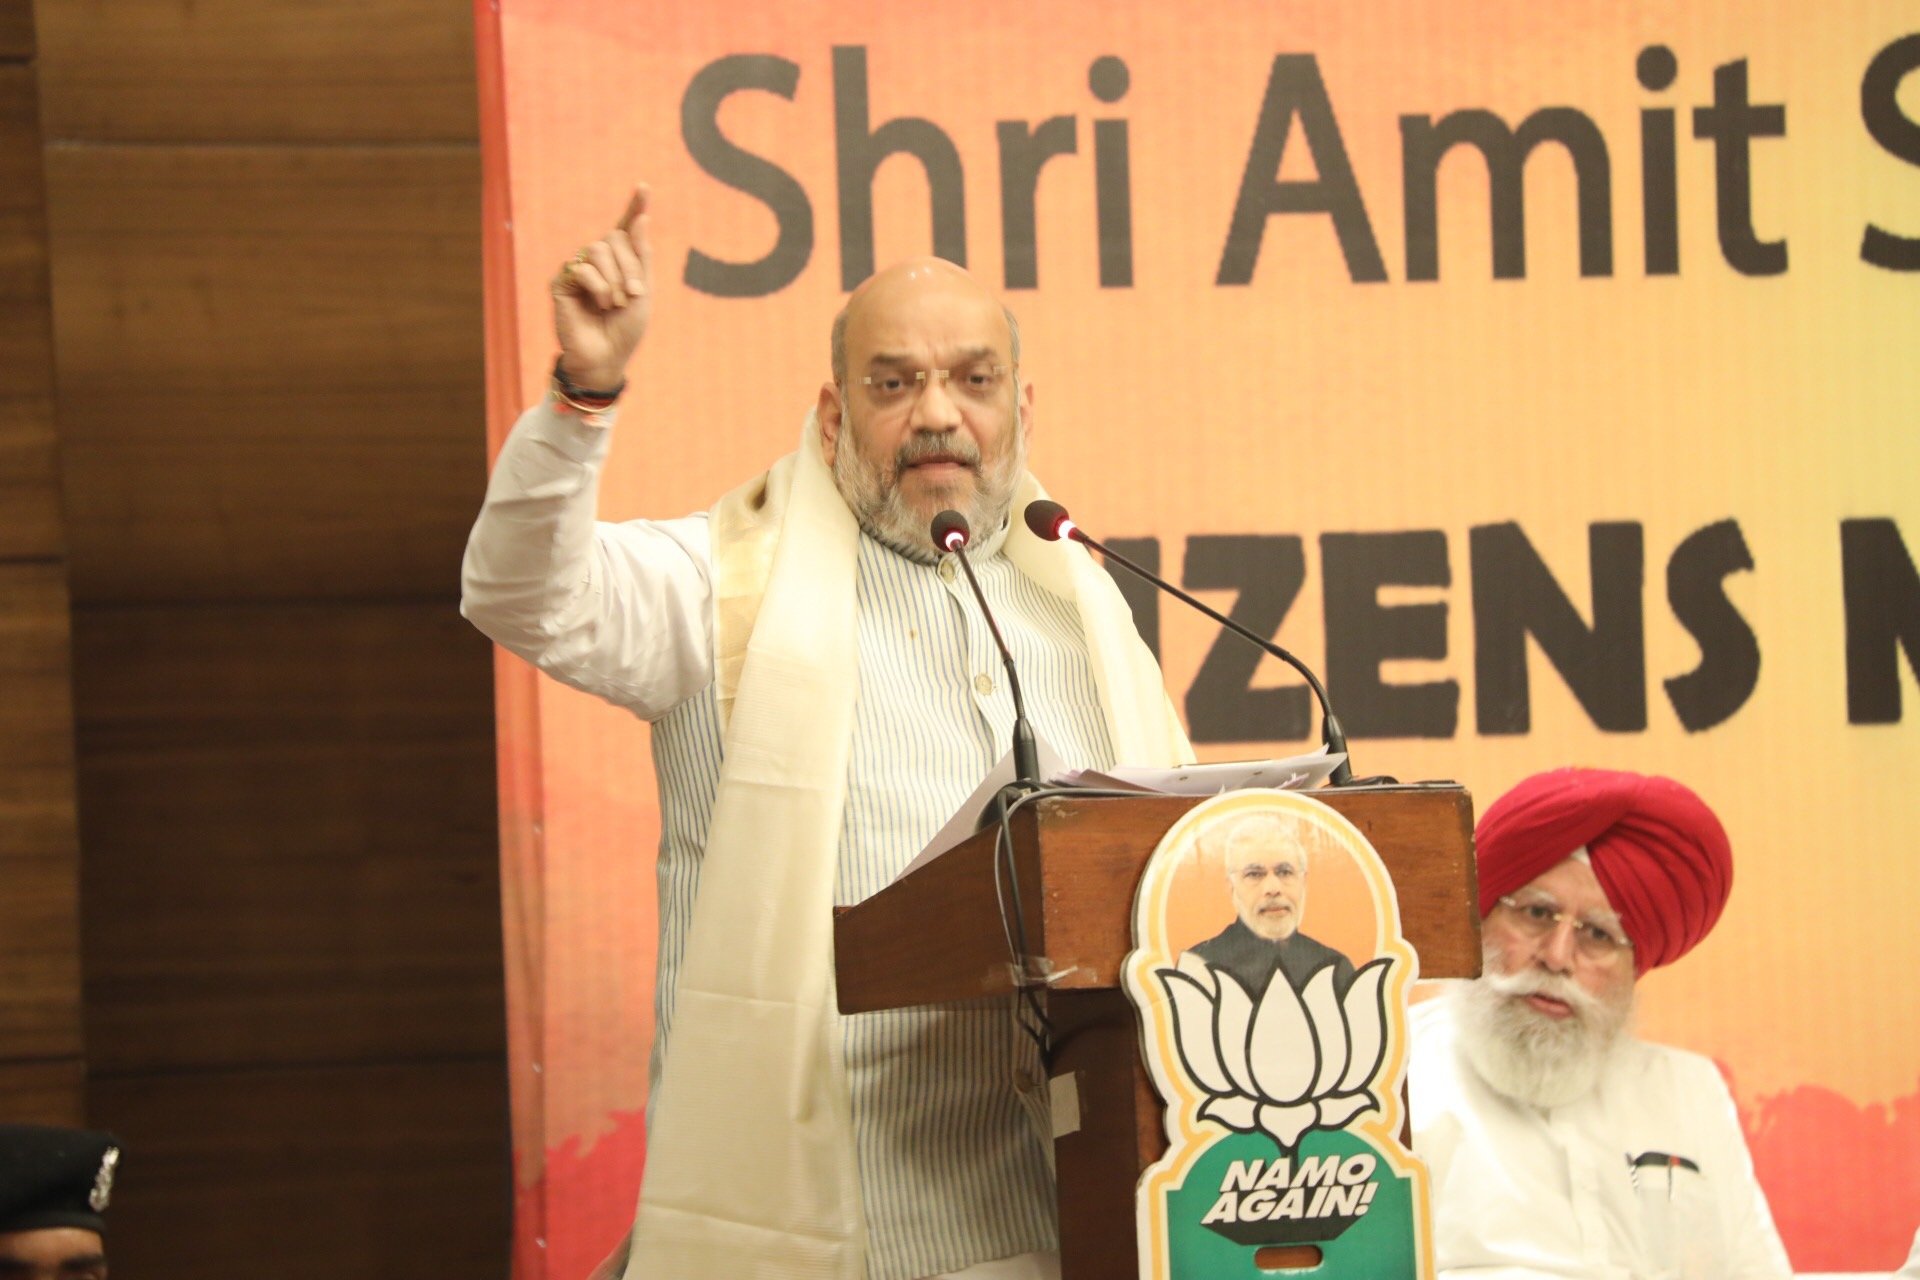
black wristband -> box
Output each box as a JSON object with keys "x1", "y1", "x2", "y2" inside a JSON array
[{"x1": 552, "y1": 354, "x2": 627, "y2": 403}]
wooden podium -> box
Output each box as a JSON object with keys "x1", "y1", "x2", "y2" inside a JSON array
[{"x1": 833, "y1": 785, "x2": 1479, "y2": 1279}]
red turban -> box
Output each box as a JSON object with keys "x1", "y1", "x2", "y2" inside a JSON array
[{"x1": 1475, "y1": 767, "x2": 1733, "y2": 975}]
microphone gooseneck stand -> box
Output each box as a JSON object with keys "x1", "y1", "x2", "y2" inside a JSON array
[{"x1": 1024, "y1": 498, "x2": 1373, "y2": 786}]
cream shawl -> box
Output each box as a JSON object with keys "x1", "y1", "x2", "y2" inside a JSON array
[{"x1": 624, "y1": 414, "x2": 1191, "y2": 1278}]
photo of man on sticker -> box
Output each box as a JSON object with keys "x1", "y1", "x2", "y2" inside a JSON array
[{"x1": 1182, "y1": 810, "x2": 1359, "y2": 1000}]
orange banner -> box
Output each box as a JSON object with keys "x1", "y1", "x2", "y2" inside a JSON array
[{"x1": 479, "y1": 3, "x2": 1920, "y2": 1274}]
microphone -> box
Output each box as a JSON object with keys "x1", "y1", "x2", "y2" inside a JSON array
[
  {"x1": 1024, "y1": 499, "x2": 1358, "y2": 786},
  {"x1": 932, "y1": 510, "x2": 1042, "y2": 788}
]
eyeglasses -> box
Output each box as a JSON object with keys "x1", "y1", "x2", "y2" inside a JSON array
[
  {"x1": 1495, "y1": 894, "x2": 1633, "y2": 963},
  {"x1": 859, "y1": 362, "x2": 1011, "y2": 409}
]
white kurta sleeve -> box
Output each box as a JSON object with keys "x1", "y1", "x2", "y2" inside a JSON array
[
  {"x1": 460, "y1": 399, "x2": 715, "y2": 720},
  {"x1": 1688, "y1": 1058, "x2": 1792, "y2": 1280}
]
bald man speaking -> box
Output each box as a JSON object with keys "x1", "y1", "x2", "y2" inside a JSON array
[
  {"x1": 461, "y1": 189, "x2": 1189, "y2": 1280},
  {"x1": 1409, "y1": 768, "x2": 1791, "y2": 1279}
]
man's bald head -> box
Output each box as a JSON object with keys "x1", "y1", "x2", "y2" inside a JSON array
[
  {"x1": 817, "y1": 256, "x2": 1034, "y2": 560},
  {"x1": 830, "y1": 258, "x2": 1021, "y2": 387}
]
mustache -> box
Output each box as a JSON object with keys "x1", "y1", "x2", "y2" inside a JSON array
[
  {"x1": 894, "y1": 432, "x2": 982, "y2": 473},
  {"x1": 1483, "y1": 966, "x2": 1601, "y2": 1016}
]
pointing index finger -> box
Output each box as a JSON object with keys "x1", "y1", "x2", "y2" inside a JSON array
[
  {"x1": 617, "y1": 184, "x2": 649, "y2": 237},
  {"x1": 622, "y1": 183, "x2": 653, "y2": 290}
]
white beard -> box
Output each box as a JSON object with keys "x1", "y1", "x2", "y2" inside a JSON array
[
  {"x1": 1452, "y1": 948, "x2": 1634, "y2": 1110},
  {"x1": 832, "y1": 415, "x2": 1027, "y2": 563}
]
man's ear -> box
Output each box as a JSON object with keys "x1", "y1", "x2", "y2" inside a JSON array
[
  {"x1": 1017, "y1": 377, "x2": 1036, "y2": 443},
  {"x1": 817, "y1": 381, "x2": 844, "y2": 466}
]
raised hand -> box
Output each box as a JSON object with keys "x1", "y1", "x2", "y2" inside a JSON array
[{"x1": 552, "y1": 185, "x2": 653, "y2": 391}]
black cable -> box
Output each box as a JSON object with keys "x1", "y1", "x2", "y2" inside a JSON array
[
  {"x1": 985, "y1": 783, "x2": 1151, "y2": 1070},
  {"x1": 989, "y1": 783, "x2": 1053, "y2": 1061}
]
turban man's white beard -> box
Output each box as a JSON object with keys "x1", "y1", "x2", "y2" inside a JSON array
[
  {"x1": 1453, "y1": 942, "x2": 1635, "y2": 1110},
  {"x1": 831, "y1": 412, "x2": 1027, "y2": 563}
]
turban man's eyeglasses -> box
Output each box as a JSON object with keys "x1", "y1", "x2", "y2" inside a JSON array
[{"x1": 1495, "y1": 894, "x2": 1634, "y2": 963}]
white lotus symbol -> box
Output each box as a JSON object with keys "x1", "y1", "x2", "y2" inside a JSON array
[{"x1": 1156, "y1": 953, "x2": 1393, "y2": 1151}]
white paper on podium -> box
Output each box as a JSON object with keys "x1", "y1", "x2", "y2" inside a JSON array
[
  {"x1": 893, "y1": 735, "x2": 1069, "y2": 884},
  {"x1": 891, "y1": 744, "x2": 1344, "y2": 884},
  {"x1": 1057, "y1": 750, "x2": 1343, "y2": 796}
]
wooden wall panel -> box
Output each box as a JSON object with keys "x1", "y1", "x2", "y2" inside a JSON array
[
  {"x1": 72, "y1": 602, "x2": 502, "y2": 1072},
  {"x1": 35, "y1": 0, "x2": 508, "y2": 1269},
  {"x1": 35, "y1": 0, "x2": 475, "y2": 144},
  {"x1": 91, "y1": 1061, "x2": 510, "y2": 1277},
  {"x1": 0, "y1": 563, "x2": 81, "y2": 1061},
  {"x1": 0, "y1": 847, "x2": 79, "y2": 1061},
  {"x1": 0, "y1": 65, "x2": 59, "y2": 561},
  {"x1": 0, "y1": 1061, "x2": 85, "y2": 1126},
  {"x1": 0, "y1": 0, "x2": 30, "y2": 61},
  {"x1": 2, "y1": 0, "x2": 82, "y2": 1128},
  {"x1": 45, "y1": 144, "x2": 486, "y2": 606}
]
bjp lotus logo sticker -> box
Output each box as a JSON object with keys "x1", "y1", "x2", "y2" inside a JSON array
[
  {"x1": 1156, "y1": 954, "x2": 1392, "y2": 1150},
  {"x1": 1123, "y1": 791, "x2": 1434, "y2": 1280}
]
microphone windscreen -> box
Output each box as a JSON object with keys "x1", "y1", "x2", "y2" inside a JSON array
[
  {"x1": 930, "y1": 509, "x2": 971, "y2": 551},
  {"x1": 1024, "y1": 500, "x2": 1070, "y2": 541}
]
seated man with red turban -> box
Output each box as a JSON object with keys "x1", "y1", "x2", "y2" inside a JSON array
[{"x1": 1409, "y1": 767, "x2": 1791, "y2": 1279}]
